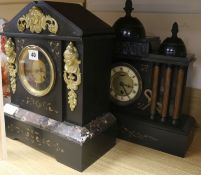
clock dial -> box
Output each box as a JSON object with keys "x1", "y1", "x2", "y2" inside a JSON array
[
  {"x1": 18, "y1": 45, "x2": 55, "y2": 97},
  {"x1": 110, "y1": 63, "x2": 142, "y2": 105}
]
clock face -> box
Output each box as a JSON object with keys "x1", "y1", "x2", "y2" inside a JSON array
[
  {"x1": 110, "y1": 63, "x2": 142, "y2": 105},
  {"x1": 18, "y1": 45, "x2": 56, "y2": 97}
]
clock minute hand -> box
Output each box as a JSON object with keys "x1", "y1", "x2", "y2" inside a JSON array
[{"x1": 120, "y1": 81, "x2": 130, "y2": 99}]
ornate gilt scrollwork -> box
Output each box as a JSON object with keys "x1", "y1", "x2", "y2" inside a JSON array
[
  {"x1": 63, "y1": 42, "x2": 81, "y2": 111},
  {"x1": 17, "y1": 6, "x2": 58, "y2": 34},
  {"x1": 5, "y1": 38, "x2": 17, "y2": 94}
]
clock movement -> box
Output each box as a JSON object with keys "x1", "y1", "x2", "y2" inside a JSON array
[
  {"x1": 111, "y1": 0, "x2": 196, "y2": 157},
  {"x1": 2, "y1": 1, "x2": 116, "y2": 171}
]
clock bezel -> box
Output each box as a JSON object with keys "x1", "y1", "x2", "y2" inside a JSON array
[
  {"x1": 18, "y1": 45, "x2": 56, "y2": 97},
  {"x1": 110, "y1": 62, "x2": 142, "y2": 106}
]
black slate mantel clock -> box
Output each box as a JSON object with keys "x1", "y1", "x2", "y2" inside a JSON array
[
  {"x1": 4, "y1": 2, "x2": 115, "y2": 126},
  {"x1": 2, "y1": 1, "x2": 116, "y2": 171},
  {"x1": 111, "y1": 0, "x2": 196, "y2": 157}
]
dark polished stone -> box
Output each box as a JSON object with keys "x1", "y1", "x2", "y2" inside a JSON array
[
  {"x1": 159, "y1": 22, "x2": 187, "y2": 57},
  {"x1": 5, "y1": 105, "x2": 116, "y2": 171}
]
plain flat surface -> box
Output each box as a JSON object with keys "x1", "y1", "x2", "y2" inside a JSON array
[
  {"x1": 0, "y1": 128, "x2": 201, "y2": 175},
  {"x1": 0, "y1": 61, "x2": 7, "y2": 160}
]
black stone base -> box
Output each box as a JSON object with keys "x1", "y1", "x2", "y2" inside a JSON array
[
  {"x1": 115, "y1": 112, "x2": 196, "y2": 157},
  {"x1": 4, "y1": 107, "x2": 116, "y2": 172}
]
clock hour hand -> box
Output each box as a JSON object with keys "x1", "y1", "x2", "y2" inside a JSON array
[
  {"x1": 120, "y1": 81, "x2": 132, "y2": 89},
  {"x1": 123, "y1": 83, "x2": 132, "y2": 89}
]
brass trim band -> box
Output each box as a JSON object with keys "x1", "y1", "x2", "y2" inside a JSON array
[{"x1": 18, "y1": 45, "x2": 56, "y2": 97}]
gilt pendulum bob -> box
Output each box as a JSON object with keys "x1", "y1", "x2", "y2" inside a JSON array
[
  {"x1": 111, "y1": 0, "x2": 196, "y2": 157},
  {"x1": 2, "y1": 1, "x2": 116, "y2": 171}
]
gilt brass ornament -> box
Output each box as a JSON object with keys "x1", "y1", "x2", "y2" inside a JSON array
[
  {"x1": 5, "y1": 38, "x2": 17, "y2": 94},
  {"x1": 63, "y1": 42, "x2": 81, "y2": 111},
  {"x1": 17, "y1": 6, "x2": 58, "y2": 34}
]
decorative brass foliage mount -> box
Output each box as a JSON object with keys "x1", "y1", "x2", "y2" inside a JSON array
[
  {"x1": 5, "y1": 38, "x2": 17, "y2": 94},
  {"x1": 63, "y1": 42, "x2": 81, "y2": 111},
  {"x1": 17, "y1": 6, "x2": 58, "y2": 34}
]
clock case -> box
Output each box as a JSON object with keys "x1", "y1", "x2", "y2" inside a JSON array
[
  {"x1": 111, "y1": 0, "x2": 195, "y2": 157},
  {"x1": 2, "y1": 1, "x2": 116, "y2": 171},
  {"x1": 4, "y1": 1, "x2": 113, "y2": 126},
  {"x1": 111, "y1": 54, "x2": 196, "y2": 157}
]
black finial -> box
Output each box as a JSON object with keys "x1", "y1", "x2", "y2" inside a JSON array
[
  {"x1": 159, "y1": 22, "x2": 187, "y2": 57},
  {"x1": 124, "y1": 0, "x2": 134, "y2": 16},
  {"x1": 171, "y1": 22, "x2": 179, "y2": 38}
]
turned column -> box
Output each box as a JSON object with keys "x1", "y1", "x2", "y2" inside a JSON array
[
  {"x1": 161, "y1": 65, "x2": 172, "y2": 122},
  {"x1": 150, "y1": 64, "x2": 160, "y2": 120},
  {"x1": 172, "y1": 66, "x2": 185, "y2": 125}
]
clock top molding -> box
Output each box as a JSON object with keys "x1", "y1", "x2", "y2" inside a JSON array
[{"x1": 3, "y1": 1, "x2": 113, "y2": 39}]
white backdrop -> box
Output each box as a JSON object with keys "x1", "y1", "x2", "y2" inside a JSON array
[{"x1": 87, "y1": 0, "x2": 201, "y2": 14}]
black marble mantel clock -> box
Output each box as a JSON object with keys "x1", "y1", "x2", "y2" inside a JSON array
[{"x1": 2, "y1": 1, "x2": 116, "y2": 171}]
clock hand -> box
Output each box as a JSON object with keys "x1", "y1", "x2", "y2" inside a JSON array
[
  {"x1": 120, "y1": 81, "x2": 132, "y2": 89},
  {"x1": 124, "y1": 83, "x2": 133, "y2": 88},
  {"x1": 120, "y1": 82, "x2": 130, "y2": 99}
]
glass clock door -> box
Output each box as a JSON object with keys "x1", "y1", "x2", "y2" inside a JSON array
[{"x1": 18, "y1": 45, "x2": 55, "y2": 97}]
